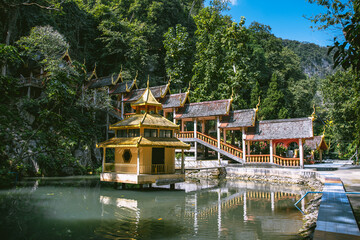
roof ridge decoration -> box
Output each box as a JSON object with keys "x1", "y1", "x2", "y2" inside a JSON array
[
  {"x1": 311, "y1": 104, "x2": 316, "y2": 121},
  {"x1": 255, "y1": 96, "x2": 260, "y2": 113},
  {"x1": 87, "y1": 63, "x2": 98, "y2": 81},
  {"x1": 253, "y1": 96, "x2": 260, "y2": 125},
  {"x1": 61, "y1": 49, "x2": 72, "y2": 64},
  {"x1": 160, "y1": 78, "x2": 171, "y2": 98}
]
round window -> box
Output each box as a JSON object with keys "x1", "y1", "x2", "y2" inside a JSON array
[{"x1": 122, "y1": 149, "x2": 132, "y2": 163}]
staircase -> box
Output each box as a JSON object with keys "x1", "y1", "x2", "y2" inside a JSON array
[
  {"x1": 176, "y1": 131, "x2": 301, "y2": 167},
  {"x1": 108, "y1": 107, "x2": 122, "y2": 120},
  {"x1": 176, "y1": 131, "x2": 244, "y2": 163}
]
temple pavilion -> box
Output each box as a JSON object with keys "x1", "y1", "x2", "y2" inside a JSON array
[{"x1": 96, "y1": 82, "x2": 190, "y2": 186}]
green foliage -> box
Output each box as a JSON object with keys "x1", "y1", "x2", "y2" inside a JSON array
[
  {"x1": 163, "y1": 24, "x2": 193, "y2": 90},
  {"x1": 309, "y1": 0, "x2": 360, "y2": 157},
  {"x1": 260, "y1": 72, "x2": 289, "y2": 120},
  {"x1": 17, "y1": 25, "x2": 69, "y2": 63},
  {"x1": 321, "y1": 70, "x2": 359, "y2": 158}
]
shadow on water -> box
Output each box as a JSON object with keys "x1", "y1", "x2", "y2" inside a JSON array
[{"x1": 0, "y1": 177, "x2": 308, "y2": 240}]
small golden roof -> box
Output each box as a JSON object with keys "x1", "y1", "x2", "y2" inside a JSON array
[{"x1": 131, "y1": 80, "x2": 162, "y2": 112}]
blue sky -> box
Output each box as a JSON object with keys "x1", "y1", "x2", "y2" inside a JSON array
[{"x1": 206, "y1": 0, "x2": 338, "y2": 46}]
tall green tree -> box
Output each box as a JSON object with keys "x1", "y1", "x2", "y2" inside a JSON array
[
  {"x1": 260, "y1": 72, "x2": 289, "y2": 120},
  {"x1": 163, "y1": 24, "x2": 193, "y2": 91}
]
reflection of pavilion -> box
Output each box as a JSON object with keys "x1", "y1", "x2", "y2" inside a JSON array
[{"x1": 98, "y1": 182, "x2": 306, "y2": 239}]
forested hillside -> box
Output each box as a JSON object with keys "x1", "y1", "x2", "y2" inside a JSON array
[
  {"x1": 0, "y1": 0, "x2": 358, "y2": 182},
  {"x1": 282, "y1": 39, "x2": 334, "y2": 78}
]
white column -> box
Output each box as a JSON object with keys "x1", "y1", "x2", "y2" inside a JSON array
[
  {"x1": 194, "y1": 193, "x2": 198, "y2": 234},
  {"x1": 137, "y1": 148, "x2": 140, "y2": 175},
  {"x1": 121, "y1": 94, "x2": 124, "y2": 119},
  {"x1": 173, "y1": 108, "x2": 176, "y2": 124},
  {"x1": 270, "y1": 140, "x2": 273, "y2": 164},
  {"x1": 194, "y1": 118, "x2": 197, "y2": 138},
  {"x1": 218, "y1": 189, "x2": 222, "y2": 239},
  {"x1": 217, "y1": 116, "x2": 221, "y2": 161},
  {"x1": 242, "y1": 127, "x2": 246, "y2": 162},
  {"x1": 194, "y1": 119, "x2": 197, "y2": 160},
  {"x1": 243, "y1": 192, "x2": 247, "y2": 221},
  {"x1": 271, "y1": 192, "x2": 275, "y2": 212},
  {"x1": 181, "y1": 149, "x2": 185, "y2": 174},
  {"x1": 299, "y1": 139, "x2": 304, "y2": 169}
]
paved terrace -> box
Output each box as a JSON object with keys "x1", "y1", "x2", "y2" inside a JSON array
[{"x1": 314, "y1": 176, "x2": 360, "y2": 240}]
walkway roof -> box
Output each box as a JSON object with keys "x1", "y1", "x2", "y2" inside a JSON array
[
  {"x1": 220, "y1": 109, "x2": 256, "y2": 129},
  {"x1": 87, "y1": 73, "x2": 121, "y2": 89},
  {"x1": 123, "y1": 83, "x2": 170, "y2": 102},
  {"x1": 110, "y1": 79, "x2": 137, "y2": 94},
  {"x1": 161, "y1": 92, "x2": 190, "y2": 109},
  {"x1": 174, "y1": 99, "x2": 232, "y2": 119},
  {"x1": 245, "y1": 117, "x2": 313, "y2": 141}
]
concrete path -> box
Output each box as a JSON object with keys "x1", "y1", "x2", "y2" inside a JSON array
[{"x1": 314, "y1": 176, "x2": 360, "y2": 239}]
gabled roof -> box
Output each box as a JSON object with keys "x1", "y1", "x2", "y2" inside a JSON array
[
  {"x1": 161, "y1": 92, "x2": 189, "y2": 109},
  {"x1": 220, "y1": 109, "x2": 256, "y2": 129},
  {"x1": 87, "y1": 73, "x2": 121, "y2": 89},
  {"x1": 245, "y1": 117, "x2": 313, "y2": 141},
  {"x1": 96, "y1": 136, "x2": 190, "y2": 149},
  {"x1": 110, "y1": 79, "x2": 137, "y2": 94},
  {"x1": 109, "y1": 113, "x2": 179, "y2": 129},
  {"x1": 131, "y1": 87, "x2": 162, "y2": 110},
  {"x1": 174, "y1": 99, "x2": 232, "y2": 119},
  {"x1": 123, "y1": 83, "x2": 170, "y2": 102},
  {"x1": 305, "y1": 135, "x2": 328, "y2": 150}
]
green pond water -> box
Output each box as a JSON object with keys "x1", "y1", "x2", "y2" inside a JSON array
[{"x1": 0, "y1": 177, "x2": 310, "y2": 240}]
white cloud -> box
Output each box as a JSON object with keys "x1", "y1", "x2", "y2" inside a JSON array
[{"x1": 229, "y1": 0, "x2": 238, "y2": 5}]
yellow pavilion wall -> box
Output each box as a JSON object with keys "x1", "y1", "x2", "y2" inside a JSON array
[
  {"x1": 114, "y1": 147, "x2": 137, "y2": 173},
  {"x1": 140, "y1": 147, "x2": 175, "y2": 174}
]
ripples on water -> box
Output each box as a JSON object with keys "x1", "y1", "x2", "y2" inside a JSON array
[{"x1": 0, "y1": 177, "x2": 309, "y2": 239}]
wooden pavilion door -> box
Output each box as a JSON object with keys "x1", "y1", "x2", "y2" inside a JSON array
[{"x1": 152, "y1": 148, "x2": 165, "y2": 173}]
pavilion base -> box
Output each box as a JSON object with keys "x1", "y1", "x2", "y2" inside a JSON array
[{"x1": 100, "y1": 172, "x2": 185, "y2": 185}]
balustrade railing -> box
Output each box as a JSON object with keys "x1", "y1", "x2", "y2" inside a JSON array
[
  {"x1": 273, "y1": 155, "x2": 300, "y2": 167},
  {"x1": 177, "y1": 131, "x2": 243, "y2": 158},
  {"x1": 246, "y1": 155, "x2": 270, "y2": 163},
  {"x1": 220, "y1": 141, "x2": 243, "y2": 159},
  {"x1": 176, "y1": 131, "x2": 194, "y2": 139}
]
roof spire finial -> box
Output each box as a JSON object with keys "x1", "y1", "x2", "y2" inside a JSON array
[
  {"x1": 230, "y1": 87, "x2": 234, "y2": 100},
  {"x1": 134, "y1": 70, "x2": 138, "y2": 84},
  {"x1": 311, "y1": 104, "x2": 316, "y2": 121},
  {"x1": 147, "y1": 75, "x2": 150, "y2": 89},
  {"x1": 322, "y1": 125, "x2": 326, "y2": 136},
  {"x1": 255, "y1": 96, "x2": 261, "y2": 112},
  {"x1": 119, "y1": 65, "x2": 123, "y2": 83},
  {"x1": 187, "y1": 81, "x2": 191, "y2": 93},
  {"x1": 168, "y1": 75, "x2": 172, "y2": 83}
]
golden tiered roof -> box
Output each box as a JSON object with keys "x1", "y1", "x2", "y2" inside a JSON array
[
  {"x1": 131, "y1": 81, "x2": 162, "y2": 113},
  {"x1": 97, "y1": 83, "x2": 190, "y2": 149},
  {"x1": 97, "y1": 136, "x2": 189, "y2": 149},
  {"x1": 110, "y1": 113, "x2": 179, "y2": 130}
]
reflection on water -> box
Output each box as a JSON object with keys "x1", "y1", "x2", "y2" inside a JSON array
[{"x1": 0, "y1": 178, "x2": 308, "y2": 239}]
